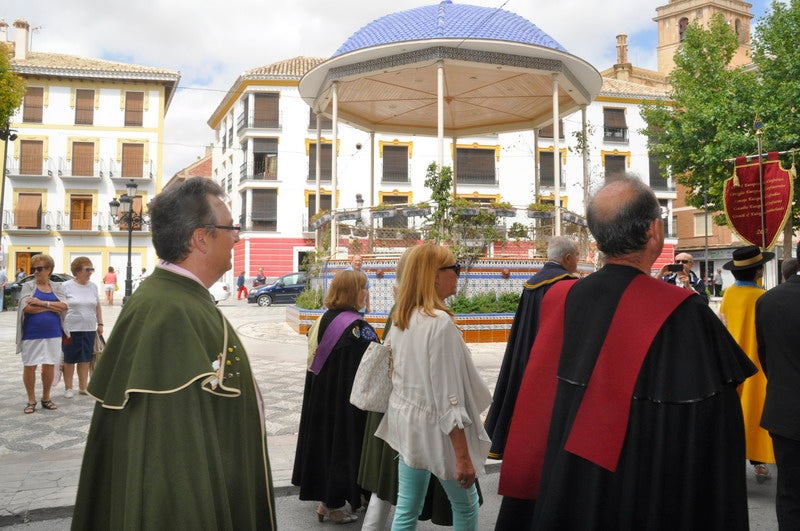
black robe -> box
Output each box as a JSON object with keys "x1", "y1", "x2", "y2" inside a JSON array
[
  {"x1": 485, "y1": 261, "x2": 575, "y2": 459},
  {"x1": 292, "y1": 309, "x2": 373, "y2": 510},
  {"x1": 497, "y1": 264, "x2": 756, "y2": 530}
]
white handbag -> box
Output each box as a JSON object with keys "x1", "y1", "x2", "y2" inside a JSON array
[{"x1": 350, "y1": 336, "x2": 393, "y2": 413}]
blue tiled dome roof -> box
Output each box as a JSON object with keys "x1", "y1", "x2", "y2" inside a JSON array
[{"x1": 333, "y1": 0, "x2": 566, "y2": 56}]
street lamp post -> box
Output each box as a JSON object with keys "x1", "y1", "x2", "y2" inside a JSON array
[
  {"x1": 109, "y1": 180, "x2": 144, "y2": 305},
  {"x1": 0, "y1": 124, "x2": 19, "y2": 239}
]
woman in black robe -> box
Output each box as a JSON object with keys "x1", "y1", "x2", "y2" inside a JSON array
[{"x1": 292, "y1": 269, "x2": 377, "y2": 524}]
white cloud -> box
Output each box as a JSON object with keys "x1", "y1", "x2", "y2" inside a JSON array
[{"x1": 4, "y1": 0, "x2": 772, "y2": 175}]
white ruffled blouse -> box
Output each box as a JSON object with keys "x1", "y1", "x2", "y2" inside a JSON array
[{"x1": 375, "y1": 309, "x2": 492, "y2": 480}]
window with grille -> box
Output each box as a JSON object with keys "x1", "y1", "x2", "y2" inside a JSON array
[
  {"x1": 121, "y1": 143, "x2": 144, "y2": 178},
  {"x1": 308, "y1": 193, "x2": 332, "y2": 225},
  {"x1": 382, "y1": 146, "x2": 408, "y2": 182},
  {"x1": 71, "y1": 142, "x2": 94, "y2": 176},
  {"x1": 456, "y1": 148, "x2": 496, "y2": 184},
  {"x1": 125, "y1": 92, "x2": 144, "y2": 127},
  {"x1": 604, "y1": 155, "x2": 626, "y2": 182},
  {"x1": 70, "y1": 194, "x2": 93, "y2": 230},
  {"x1": 254, "y1": 138, "x2": 278, "y2": 179},
  {"x1": 75, "y1": 89, "x2": 94, "y2": 125},
  {"x1": 308, "y1": 143, "x2": 332, "y2": 181},
  {"x1": 15, "y1": 193, "x2": 43, "y2": 229},
  {"x1": 603, "y1": 108, "x2": 628, "y2": 142},
  {"x1": 251, "y1": 189, "x2": 278, "y2": 231},
  {"x1": 380, "y1": 194, "x2": 410, "y2": 229},
  {"x1": 253, "y1": 93, "x2": 279, "y2": 128},
  {"x1": 539, "y1": 152, "x2": 555, "y2": 187},
  {"x1": 23, "y1": 87, "x2": 43, "y2": 123},
  {"x1": 20, "y1": 140, "x2": 44, "y2": 175},
  {"x1": 308, "y1": 110, "x2": 332, "y2": 130}
]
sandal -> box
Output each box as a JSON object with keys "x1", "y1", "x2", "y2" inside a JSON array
[
  {"x1": 754, "y1": 463, "x2": 771, "y2": 483},
  {"x1": 316, "y1": 503, "x2": 358, "y2": 524},
  {"x1": 23, "y1": 402, "x2": 36, "y2": 414},
  {"x1": 40, "y1": 399, "x2": 58, "y2": 410}
]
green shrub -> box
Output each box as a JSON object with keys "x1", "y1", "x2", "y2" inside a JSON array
[
  {"x1": 295, "y1": 288, "x2": 324, "y2": 309},
  {"x1": 449, "y1": 290, "x2": 520, "y2": 314}
]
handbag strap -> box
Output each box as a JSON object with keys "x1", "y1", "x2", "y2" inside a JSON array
[{"x1": 310, "y1": 311, "x2": 361, "y2": 374}]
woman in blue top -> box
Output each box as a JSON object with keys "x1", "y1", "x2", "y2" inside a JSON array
[{"x1": 16, "y1": 254, "x2": 68, "y2": 413}]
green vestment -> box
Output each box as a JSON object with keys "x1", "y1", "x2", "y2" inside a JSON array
[{"x1": 72, "y1": 268, "x2": 276, "y2": 530}]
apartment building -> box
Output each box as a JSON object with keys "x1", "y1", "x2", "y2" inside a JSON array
[
  {"x1": 0, "y1": 19, "x2": 179, "y2": 277},
  {"x1": 207, "y1": 50, "x2": 675, "y2": 279}
]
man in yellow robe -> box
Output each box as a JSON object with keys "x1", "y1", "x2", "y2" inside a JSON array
[{"x1": 720, "y1": 245, "x2": 776, "y2": 482}]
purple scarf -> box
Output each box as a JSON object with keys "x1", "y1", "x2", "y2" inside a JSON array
[{"x1": 309, "y1": 311, "x2": 361, "y2": 374}]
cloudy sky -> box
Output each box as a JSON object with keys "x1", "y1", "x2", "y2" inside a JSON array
[{"x1": 4, "y1": 0, "x2": 775, "y2": 176}]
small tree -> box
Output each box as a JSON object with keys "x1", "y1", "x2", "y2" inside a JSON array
[{"x1": 0, "y1": 48, "x2": 26, "y2": 125}]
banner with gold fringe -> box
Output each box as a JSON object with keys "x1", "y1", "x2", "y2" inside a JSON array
[{"x1": 723, "y1": 151, "x2": 794, "y2": 250}]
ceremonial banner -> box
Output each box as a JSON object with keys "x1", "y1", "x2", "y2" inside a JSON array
[{"x1": 723, "y1": 151, "x2": 794, "y2": 249}]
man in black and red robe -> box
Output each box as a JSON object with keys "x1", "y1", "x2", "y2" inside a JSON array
[
  {"x1": 485, "y1": 235, "x2": 578, "y2": 461},
  {"x1": 497, "y1": 176, "x2": 756, "y2": 530}
]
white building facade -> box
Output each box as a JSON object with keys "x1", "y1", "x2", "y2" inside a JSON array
[
  {"x1": 208, "y1": 57, "x2": 675, "y2": 280},
  {"x1": 1, "y1": 19, "x2": 179, "y2": 281}
]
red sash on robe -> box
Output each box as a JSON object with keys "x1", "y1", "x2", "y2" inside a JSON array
[{"x1": 498, "y1": 274, "x2": 693, "y2": 500}]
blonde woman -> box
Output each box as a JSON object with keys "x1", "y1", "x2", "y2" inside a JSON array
[
  {"x1": 17, "y1": 254, "x2": 68, "y2": 413},
  {"x1": 376, "y1": 244, "x2": 491, "y2": 530}
]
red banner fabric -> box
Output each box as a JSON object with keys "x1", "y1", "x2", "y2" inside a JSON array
[{"x1": 723, "y1": 152, "x2": 794, "y2": 249}]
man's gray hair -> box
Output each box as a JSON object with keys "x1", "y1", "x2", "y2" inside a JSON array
[{"x1": 547, "y1": 236, "x2": 578, "y2": 262}]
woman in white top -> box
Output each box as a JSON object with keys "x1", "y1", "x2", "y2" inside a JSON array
[
  {"x1": 376, "y1": 244, "x2": 491, "y2": 530},
  {"x1": 61, "y1": 257, "x2": 103, "y2": 397}
]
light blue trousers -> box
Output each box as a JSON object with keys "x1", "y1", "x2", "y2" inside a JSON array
[{"x1": 391, "y1": 457, "x2": 479, "y2": 531}]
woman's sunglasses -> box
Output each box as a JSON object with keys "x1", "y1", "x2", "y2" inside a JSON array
[
  {"x1": 438, "y1": 263, "x2": 462, "y2": 277},
  {"x1": 32, "y1": 266, "x2": 50, "y2": 273}
]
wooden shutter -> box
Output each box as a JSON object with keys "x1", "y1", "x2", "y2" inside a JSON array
[
  {"x1": 15, "y1": 193, "x2": 42, "y2": 228},
  {"x1": 23, "y1": 87, "x2": 43, "y2": 123},
  {"x1": 603, "y1": 108, "x2": 626, "y2": 128},
  {"x1": 253, "y1": 93, "x2": 279, "y2": 128},
  {"x1": 72, "y1": 142, "x2": 94, "y2": 176},
  {"x1": 125, "y1": 92, "x2": 144, "y2": 126},
  {"x1": 75, "y1": 89, "x2": 94, "y2": 125},
  {"x1": 121, "y1": 143, "x2": 144, "y2": 178},
  {"x1": 20, "y1": 140, "x2": 43, "y2": 175},
  {"x1": 118, "y1": 196, "x2": 143, "y2": 230},
  {"x1": 252, "y1": 189, "x2": 277, "y2": 231},
  {"x1": 308, "y1": 143, "x2": 332, "y2": 180},
  {"x1": 539, "y1": 151, "x2": 554, "y2": 187}
]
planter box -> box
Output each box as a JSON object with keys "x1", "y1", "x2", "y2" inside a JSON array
[
  {"x1": 336, "y1": 211, "x2": 361, "y2": 221},
  {"x1": 453, "y1": 208, "x2": 479, "y2": 217},
  {"x1": 403, "y1": 207, "x2": 431, "y2": 217},
  {"x1": 371, "y1": 209, "x2": 397, "y2": 219},
  {"x1": 309, "y1": 214, "x2": 331, "y2": 229},
  {"x1": 494, "y1": 209, "x2": 516, "y2": 218},
  {"x1": 527, "y1": 210, "x2": 554, "y2": 219}
]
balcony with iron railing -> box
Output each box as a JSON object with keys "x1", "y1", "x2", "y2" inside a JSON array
[
  {"x1": 455, "y1": 166, "x2": 500, "y2": 186},
  {"x1": 1, "y1": 210, "x2": 135, "y2": 233},
  {"x1": 6, "y1": 159, "x2": 56, "y2": 180},
  {"x1": 236, "y1": 110, "x2": 282, "y2": 134},
  {"x1": 239, "y1": 158, "x2": 278, "y2": 183}
]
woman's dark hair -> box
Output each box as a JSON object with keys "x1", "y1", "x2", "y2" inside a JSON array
[
  {"x1": 731, "y1": 266, "x2": 760, "y2": 282},
  {"x1": 149, "y1": 177, "x2": 226, "y2": 263}
]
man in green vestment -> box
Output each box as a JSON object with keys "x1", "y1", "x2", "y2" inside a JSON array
[{"x1": 72, "y1": 177, "x2": 276, "y2": 530}]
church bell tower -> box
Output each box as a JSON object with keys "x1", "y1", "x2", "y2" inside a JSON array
[{"x1": 654, "y1": 0, "x2": 754, "y2": 75}]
